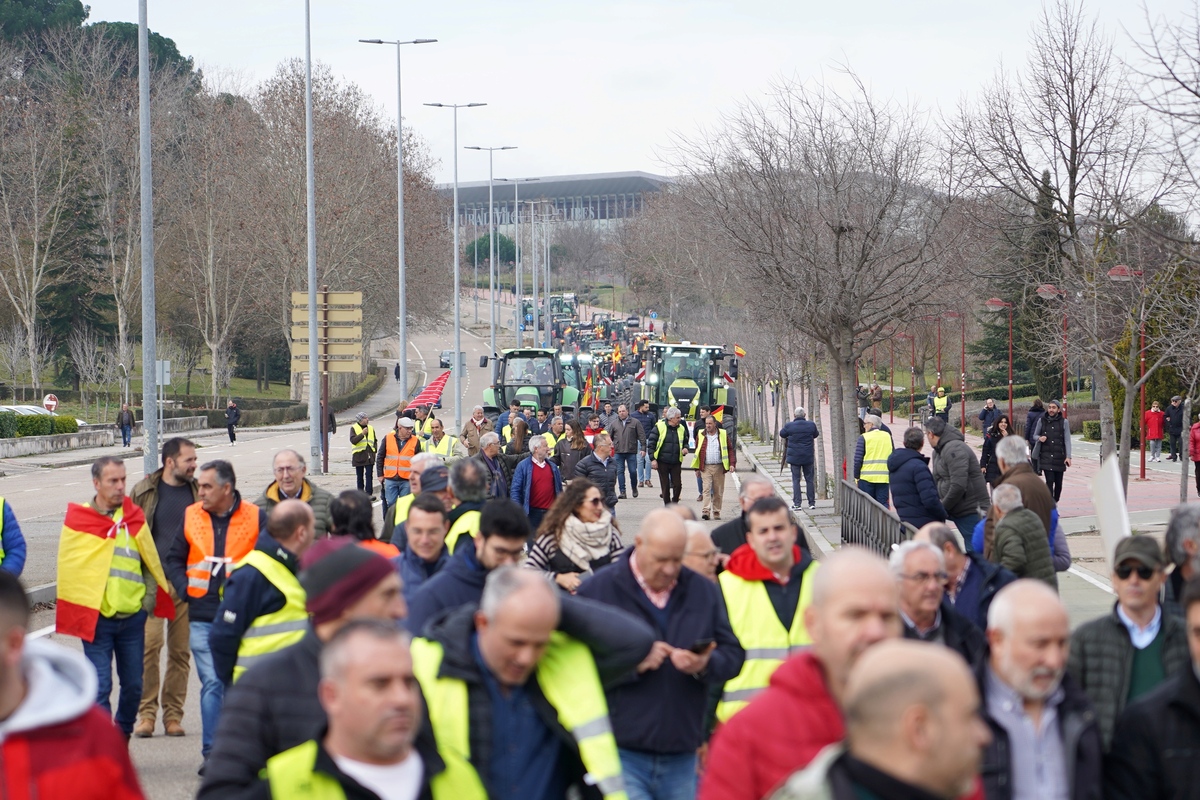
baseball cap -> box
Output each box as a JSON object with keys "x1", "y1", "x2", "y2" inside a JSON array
[
  {"x1": 1113, "y1": 536, "x2": 1165, "y2": 570},
  {"x1": 420, "y1": 465, "x2": 450, "y2": 492}
]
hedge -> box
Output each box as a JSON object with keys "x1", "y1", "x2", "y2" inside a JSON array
[
  {"x1": 199, "y1": 370, "x2": 386, "y2": 430},
  {"x1": 887, "y1": 384, "x2": 1039, "y2": 418},
  {"x1": 1083, "y1": 420, "x2": 1101, "y2": 441}
]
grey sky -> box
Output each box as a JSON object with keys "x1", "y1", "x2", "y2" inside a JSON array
[{"x1": 86, "y1": 1, "x2": 1188, "y2": 184}]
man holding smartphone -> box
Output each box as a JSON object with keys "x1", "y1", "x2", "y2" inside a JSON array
[{"x1": 577, "y1": 509, "x2": 744, "y2": 800}]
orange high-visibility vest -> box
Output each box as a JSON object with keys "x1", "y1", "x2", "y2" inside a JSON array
[
  {"x1": 382, "y1": 432, "x2": 421, "y2": 479},
  {"x1": 183, "y1": 502, "x2": 260, "y2": 599}
]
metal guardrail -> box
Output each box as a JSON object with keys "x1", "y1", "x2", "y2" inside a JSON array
[{"x1": 839, "y1": 480, "x2": 917, "y2": 555}]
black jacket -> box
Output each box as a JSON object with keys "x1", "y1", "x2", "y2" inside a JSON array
[
  {"x1": 163, "y1": 494, "x2": 269, "y2": 624},
  {"x1": 209, "y1": 531, "x2": 301, "y2": 686},
  {"x1": 1106, "y1": 662, "x2": 1200, "y2": 799},
  {"x1": 575, "y1": 550, "x2": 745, "y2": 754},
  {"x1": 1035, "y1": 413, "x2": 1071, "y2": 472},
  {"x1": 225, "y1": 405, "x2": 241, "y2": 426},
  {"x1": 1165, "y1": 402, "x2": 1186, "y2": 435},
  {"x1": 198, "y1": 629, "x2": 443, "y2": 800},
  {"x1": 887, "y1": 447, "x2": 947, "y2": 528},
  {"x1": 978, "y1": 661, "x2": 1103, "y2": 800},
  {"x1": 778, "y1": 419, "x2": 819, "y2": 466},
  {"x1": 979, "y1": 430, "x2": 1006, "y2": 485},
  {"x1": 246, "y1": 734, "x2": 440, "y2": 800},
  {"x1": 647, "y1": 421, "x2": 688, "y2": 465},
  {"x1": 406, "y1": 545, "x2": 488, "y2": 637},
  {"x1": 711, "y1": 514, "x2": 749, "y2": 557},
  {"x1": 902, "y1": 599, "x2": 986, "y2": 668},
  {"x1": 419, "y1": 599, "x2": 654, "y2": 799},
  {"x1": 575, "y1": 453, "x2": 619, "y2": 508}
]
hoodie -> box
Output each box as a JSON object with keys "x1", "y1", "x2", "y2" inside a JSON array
[
  {"x1": 724, "y1": 544, "x2": 813, "y2": 631},
  {"x1": 700, "y1": 652, "x2": 844, "y2": 800},
  {"x1": 0, "y1": 639, "x2": 143, "y2": 799}
]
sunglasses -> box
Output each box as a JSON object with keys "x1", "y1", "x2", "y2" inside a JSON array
[
  {"x1": 1115, "y1": 563, "x2": 1156, "y2": 581},
  {"x1": 584, "y1": 497, "x2": 604, "y2": 506}
]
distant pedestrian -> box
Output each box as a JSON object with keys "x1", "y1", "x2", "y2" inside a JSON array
[
  {"x1": 554, "y1": 419, "x2": 591, "y2": 481},
  {"x1": 990, "y1": 484, "x2": 1057, "y2": 590},
  {"x1": 1192, "y1": 417, "x2": 1200, "y2": 497},
  {"x1": 348, "y1": 413, "x2": 377, "y2": 497},
  {"x1": 224, "y1": 400, "x2": 240, "y2": 445},
  {"x1": 117, "y1": 403, "x2": 135, "y2": 447},
  {"x1": 394, "y1": 361, "x2": 400, "y2": 383},
  {"x1": 869, "y1": 382, "x2": 883, "y2": 407},
  {"x1": 929, "y1": 386, "x2": 952, "y2": 422},
  {"x1": 853, "y1": 414, "x2": 892, "y2": 507},
  {"x1": 1144, "y1": 399, "x2": 1165, "y2": 462},
  {"x1": 925, "y1": 416, "x2": 990, "y2": 542},
  {"x1": 981, "y1": 435, "x2": 1055, "y2": 560},
  {"x1": 978, "y1": 414, "x2": 1014, "y2": 487},
  {"x1": 527, "y1": 479, "x2": 623, "y2": 593},
  {"x1": 855, "y1": 384, "x2": 870, "y2": 420},
  {"x1": 649, "y1": 407, "x2": 690, "y2": 505},
  {"x1": 575, "y1": 432, "x2": 620, "y2": 512},
  {"x1": 1166, "y1": 395, "x2": 1186, "y2": 461},
  {"x1": 888, "y1": 426, "x2": 947, "y2": 530},
  {"x1": 692, "y1": 414, "x2": 733, "y2": 520},
  {"x1": 607, "y1": 403, "x2": 646, "y2": 499},
  {"x1": 509, "y1": 434, "x2": 562, "y2": 530},
  {"x1": 1033, "y1": 399, "x2": 1071, "y2": 501},
  {"x1": 977, "y1": 397, "x2": 1000, "y2": 433},
  {"x1": 631, "y1": 399, "x2": 657, "y2": 489},
  {"x1": 1024, "y1": 397, "x2": 1046, "y2": 454},
  {"x1": 377, "y1": 417, "x2": 422, "y2": 511},
  {"x1": 779, "y1": 407, "x2": 820, "y2": 511}
]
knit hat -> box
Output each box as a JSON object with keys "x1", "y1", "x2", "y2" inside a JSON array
[
  {"x1": 420, "y1": 465, "x2": 450, "y2": 492},
  {"x1": 355, "y1": 412, "x2": 368, "y2": 422},
  {"x1": 299, "y1": 538, "x2": 395, "y2": 625}
]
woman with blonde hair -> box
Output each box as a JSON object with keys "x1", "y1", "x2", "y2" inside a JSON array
[{"x1": 525, "y1": 478, "x2": 623, "y2": 593}]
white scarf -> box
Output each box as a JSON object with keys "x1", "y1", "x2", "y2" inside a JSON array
[{"x1": 558, "y1": 511, "x2": 617, "y2": 573}]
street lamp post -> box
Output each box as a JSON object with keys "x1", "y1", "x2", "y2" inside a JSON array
[
  {"x1": 466, "y1": 147, "x2": 516, "y2": 357},
  {"x1": 889, "y1": 338, "x2": 894, "y2": 423},
  {"x1": 984, "y1": 298, "x2": 1014, "y2": 421},
  {"x1": 497, "y1": 177, "x2": 539, "y2": 346},
  {"x1": 360, "y1": 37, "x2": 436, "y2": 406},
  {"x1": 137, "y1": 0, "x2": 157, "y2": 475},
  {"x1": 427, "y1": 102, "x2": 486, "y2": 430}
]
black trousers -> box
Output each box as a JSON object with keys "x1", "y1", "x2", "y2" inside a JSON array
[
  {"x1": 226, "y1": 424, "x2": 236, "y2": 443},
  {"x1": 355, "y1": 464, "x2": 372, "y2": 495},
  {"x1": 1194, "y1": 462, "x2": 1200, "y2": 496},
  {"x1": 1170, "y1": 432, "x2": 1183, "y2": 459},
  {"x1": 657, "y1": 462, "x2": 683, "y2": 504},
  {"x1": 1043, "y1": 469, "x2": 1064, "y2": 501}
]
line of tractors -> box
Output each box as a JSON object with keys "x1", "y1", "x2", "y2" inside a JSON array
[{"x1": 479, "y1": 293, "x2": 741, "y2": 434}]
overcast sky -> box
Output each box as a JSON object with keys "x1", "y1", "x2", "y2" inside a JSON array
[{"x1": 84, "y1": 1, "x2": 1190, "y2": 184}]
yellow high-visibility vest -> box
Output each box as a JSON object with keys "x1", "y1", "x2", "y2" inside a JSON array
[
  {"x1": 447, "y1": 510, "x2": 481, "y2": 551},
  {"x1": 717, "y1": 561, "x2": 819, "y2": 721},
  {"x1": 427, "y1": 435, "x2": 457, "y2": 460},
  {"x1": 689, "y1": 428, "x2": 729, "y2": 470},
  {"x1": 859, "y1": 429, "x2": 893, "y2": 484},
  {"x1": 99, "y1": 503, "x2": 146, "y2": 617},
  {"x1": 392, "y1": 493, "x2": 417, "y2": 527},
  {"x1": 652, "y1": 420, "x2": 688, "y2": 460},
  {"x1": 933, "y1": 395, "x2": 950, "y2": 414},
  {"x1": 412, "y1": 633, "x2": 628, "y2": 800},
  {"x1": 231, "y1": 550, "x2": 308, "y2": 682},
  {"x1": 349, "y1": 423, "x2": 376, "y2": 454}
]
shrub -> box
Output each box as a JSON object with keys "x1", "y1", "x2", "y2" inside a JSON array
[
  {"x1": 1082, "y1": 420, "x2": 1101, "y2": 441},
  {"x1": 0, "y1": 413, "x2": 17, "y2": 439},
  {"x1": 53, "y1": 415, "x2": 79, "y2": 434},
  {"x1": 16, "y1": 415, "x2": 54, "y2": 437}
]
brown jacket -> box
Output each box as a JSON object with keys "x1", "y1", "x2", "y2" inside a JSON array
[
  {"x1": 983, "y1": 461, "x2": 1055, "y2": 560},
  {"x1": 458, "y1": 416, "x2": 494, "y2": 457}
]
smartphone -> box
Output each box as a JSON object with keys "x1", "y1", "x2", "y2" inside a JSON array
[{"x1": 688, "y1": 638, "x2": 714, "y2": 654}]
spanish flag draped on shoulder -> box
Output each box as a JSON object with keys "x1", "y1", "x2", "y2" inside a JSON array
[{"x1": 56, "y1": 497, "x2": 175, "y2": 642}]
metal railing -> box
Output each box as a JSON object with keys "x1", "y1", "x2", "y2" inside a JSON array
[{"x1": 839, "y1": 480, "x2": 917, "y2": 555}]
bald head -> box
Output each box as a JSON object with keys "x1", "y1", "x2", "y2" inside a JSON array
[
  {"x1": 987, "y1": 579, "x2": 1065, "y2": 635},
  {"x1": 987, "y1": 580, "x2": 1070, "y2": 703},
  {"x1": 665, "y1": 503, "x2": 697, "y2": 522},
  {"x1": 267, "y1": 498, "x2": 316, "y2": 557},
  {"x1": 475, "y1": 568, "x2": 561, "y2": 688},
  {"x1": 804, "y1": 547, "x2": 902, "y2": 701},
  {"x1": 635, "y1": 510, "x2": 687, "y2": 591},
  {"x1": 843, "y1": 640, "x2": 989, "y2": 799}
]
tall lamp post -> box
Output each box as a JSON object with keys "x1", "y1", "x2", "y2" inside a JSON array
[
  {"x1": 1036, "y1": 283, "x2": 1070, "y2": 417},
  {"x1": 497, "y1": 177, "x2": 539, "y2": 346},
  {"x1": 1108, "y1": 265, "x2": 1146, "y2": 480},
  {"x1": 944, "y1": 311, "x2": 966, "y2": 433},
  {"x1": 359, "y1": 37, "x2": 436, "y2": 405},
  {"x1": 466, "y1": 147, "x2": 516, "y2": 357},
  {"x1": 137, "y1": 0, "x2": 157, "y2": 475},
  {"x1": 426, "y1": 102, "x2": 486, "y2": 430},
  {"x1": 984, "y1": 298, "x2": 1014, "y2": 421}
]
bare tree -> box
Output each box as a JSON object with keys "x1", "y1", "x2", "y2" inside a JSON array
[
  {"x1": 67, "y1": 322, "x2": 103, "y2": 415},
  {"x1": 671, "y1": 71, "x2": 960, "y2": 498},
  {"x1": 0, "y1": 323, "x2": 25, "y2": 402}
]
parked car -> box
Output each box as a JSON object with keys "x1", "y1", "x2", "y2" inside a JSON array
[{"x1": 0, "y1": 405, "x2": 87, "y2": 427}]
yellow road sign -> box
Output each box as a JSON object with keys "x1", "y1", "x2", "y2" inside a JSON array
[
  {"x1": 290, "y1": 357, "x2": 363, "y2": 373},
  {"x1": 291, "y1": 325, "x2": 362, "y2": 343},
  {"x1": 290, "y1": 307, "x2": 363, "y2": 324},
  {"x1": 291, "y1": 291, "x2": 363, "y2": 307},
  {"x1": 290, "y1": 342, "x2": 362, "y2": 359}
]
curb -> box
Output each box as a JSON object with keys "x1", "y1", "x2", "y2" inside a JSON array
[{"x1": 736, "y1": 438, "x2": 839, "y2": 559}]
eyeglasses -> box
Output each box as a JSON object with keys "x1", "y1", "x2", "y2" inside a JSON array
[
  {"x1": 274, "y1": 465, "x2": 300, "y2": 474},
  {"x1": 1115, "y1": 563, "x2": 1156, "y2": 581},
  {"x1": 583, "y1": 497, "x2": 604, "y2": 507},
  {"x1": 900, "y1": 571, "x2": 949, "y2": 585},
  {"x1": 687, "y1": 548, "x2": 720, "y2": 560}
]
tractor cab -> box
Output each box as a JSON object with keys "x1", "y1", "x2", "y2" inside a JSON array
[
  {"x1": 480, "y1": 348, "x2": 581, "y2": 419},
  {"x1": 549, "y1": 293, "x2": 578, "y2": 320},
  {"x1": 635, "y1": 342, "x2": 738, "y2": 420}
]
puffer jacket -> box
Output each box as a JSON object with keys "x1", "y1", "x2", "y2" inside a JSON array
[
  {"x1": 1024, "y1": 407, "x2": 1045, "y2": 448},
  {"x1": 886, "y1": 447, "x2": 947, "y2": 528},
  {"x1": 930, "y1": 426, "x2": 990, "y2": 519},
  {"x1": 1190, "y1": 421, "x2": 1200, "y2": 461},
  {"x1": 993, "y1": 508, "x2": 1057, "y2": 589},
  {"x1": 982, "y1": 461, "x2": 1055, "y2": 561},
  {"x1": 978, "y1": 430, "x2": 1009, "y2": 485},
  {"x1": 1068, "y1": 602, "x2": 1189, "y2": 749},
  {"x1": 253, "y1": 478, "x2": 333, "y2": 538},
  {"x1": 1034, "y1": 412, "x2": 1071, "y2": 472},
  {"x1": 1106, "y1": 662, "x2": 1200, "y2": 799},
  {"x1": 778, "y1": 418, "x2": 820, "y2": 466},
  {"x1": 575, "y1": 453, "x2": 619, "y2": 509}
]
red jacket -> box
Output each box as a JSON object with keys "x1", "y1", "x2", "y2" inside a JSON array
[
  {"x1": 1143, "y1": 409, "x2": 1165, "y2": 440},
  {"x1": 1191, "y1": 422, "x2": 1200, "y2": 462},
  {"x1": 700, "y1": 652, "x2": 842, "y2": 800}
]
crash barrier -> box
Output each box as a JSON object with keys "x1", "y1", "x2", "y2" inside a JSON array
[{"x1": 839, "y1": 479, "x2": 916, "y2": 555}]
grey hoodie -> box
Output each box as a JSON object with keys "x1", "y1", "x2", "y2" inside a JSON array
[{"x1": 0, "y1": 638, "x2": 97, "y2": 741}]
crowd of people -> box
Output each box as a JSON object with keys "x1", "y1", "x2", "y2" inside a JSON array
[{"x1": 6, "y1": 386, "x2": 1200, "y2": 800}]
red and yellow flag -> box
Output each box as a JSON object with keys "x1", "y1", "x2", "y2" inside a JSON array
[
  {"x1": 57, "y1": 498, "x2": 175, "y2": 642},
  {"x1": 711, "y1": 405, "x2": 725, "y2": 423},
  {"x1": 733, "y1": 344, "x2": 747, "y2": 358},
  {"x1": 582, "y1": 373, "x2": 594, "y2": 408}
]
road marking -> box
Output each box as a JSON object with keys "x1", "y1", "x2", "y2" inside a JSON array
[
  {"x1": 30, "y1": 625, "x2": 55, "y2": 639},
  {"x1": 23, "y1": 488, "x2": 39, "y2": 492},
  {"x1": 62, "y1": 482, "x2": 78, "y2": 486},
  {"x1": 1068, "y1": 565, "x2": 1114, "y2": 595}
]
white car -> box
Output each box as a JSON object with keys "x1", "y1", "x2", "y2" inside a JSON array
[{"x1": 0, "y1": 405, "x2": 88, "y2": 427}]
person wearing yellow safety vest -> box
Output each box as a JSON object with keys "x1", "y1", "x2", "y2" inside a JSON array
[
  {"x1": 209, "y1": 499, "x2": 316, "y2": 687},
  {"x1": 691, "y1": 414, "x2": 734, "y2": 521},
  {"x1": 262, "y1": 619, "x2": 446, "y2": 800},
  {"x1": 544, "y1": 415, "x2": 566, "y2": 455},
  {"x1": 928, "y1": 386, "x2": 953, "y2": 422},
  {"x1": 381, "y1": 452, "x2": 443, "y2": 546},
  {"x1": 412, "y1": 566, "x2": 655, "y2": 800},
  {"x1": 349, "y1": 412, "x2": 377, "y2": 499},
  {"x1": 647, "y1": 408, "x2": 690, "y2": 505},
  {"x1": 413, "y1": 404, "x2": 437, "y2": 441},
  {"x1": 716, "y1": 495, "x2": 818, "y2": 723},
  {"x1": 425, "y1": 418, "x2": 468, "y2": 465},
  {"x1": 853, "y1": 414, "x2": 894, "y2": 508},
  {"x1": 56, "y1": 455, "x2": 175, "y2": 740}
]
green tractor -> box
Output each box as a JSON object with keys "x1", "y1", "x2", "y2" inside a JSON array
[
  {"x1": 480, "y1": 348, "x2": 581, "y2": 419},
  {"x1": 633, "y1": 341, "x2": 738, "y2": 421},
  {"x1": 549, "y1": 292, "x2": 578, "y2": 320}
]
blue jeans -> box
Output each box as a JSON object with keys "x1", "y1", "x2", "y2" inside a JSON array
[
  {"x1": 952, "y1": 513, "x2": 981, "y2": 550},
  {"x1": 858, "y1": 480, "x2": 889, "y2": 508},
  {"x1": 615, "y1": 452, "x2": 638, "y2": 493},
  {"x1": 637, "y1": 449, "x2": 652, "y2": 482},
  {"x1": 790, "y1": 462, "x2": 815, "y2": 506},
  {"x1": 383, "y1": 477, "x2": 409, "y2": 509},
  {"x1": 619, "y1": 749, "x2": 697, "y2": 800},
  {"x1": 120, "y1": 424, "x2": 132, "y2": 447},
  {"x1": 81, "y1": 609, "x2": 146, "y2": 735},
  {"x1": 190, "y1": 620, "x2": 225, "y2": 757}
]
